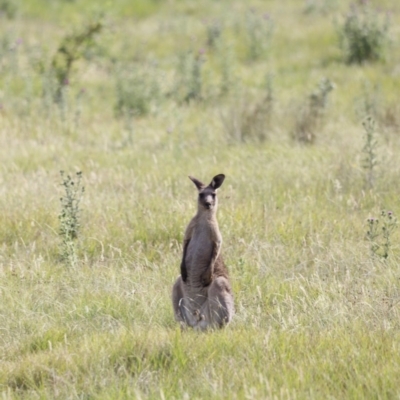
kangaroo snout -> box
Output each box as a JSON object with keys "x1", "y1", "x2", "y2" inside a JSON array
[{"x1": 204, "y1": 198, "x2": 213, "y2": 209}]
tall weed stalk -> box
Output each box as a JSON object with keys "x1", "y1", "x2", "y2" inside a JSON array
[
  {"x1": 59, "y1": 171, "x2": 84, "y2": 266},
  {"x1": 361, "y1": 116, "x2": 378, "y2": 189}
]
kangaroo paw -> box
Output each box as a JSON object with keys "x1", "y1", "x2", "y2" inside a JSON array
[
  {"x1": 200, "y1": 272, "x2": 213, "y2": 287},
  {"x1": 193, "y1": 310, "x2": 205, "y2": 322},
  {"x1": 179, "y1": 298, "x2": 190, "y2": 325}
]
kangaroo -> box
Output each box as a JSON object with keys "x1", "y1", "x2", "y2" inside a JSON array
[{"x1": 172, "y1": 174, "x2": 234, "y2": 330}]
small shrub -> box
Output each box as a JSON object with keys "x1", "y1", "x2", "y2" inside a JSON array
[
  {"x1": 366, "y1": 211, "x2": 397, "y2": 259},
  {"x1": 205, "y1": 19, "x2": 223, "y2": 49},
  {"x1": 338, "y1": 2, "x2": 390, "y2": 64},
  {"x1": 59, "y1": 171, "x2": 84, "y2": 266},
  {"x1": 245, "y1": 9, "x2": 273, "y2": 61},
  {"x1": 49, "y1": 17, "x2": 103, "y2": 103},
  {"x1": 292, "y1": 78, "x2": 334, "y2": 144},
  {"x1": 361, "y1": 116, "x2": 378, "y2": 188},
  {"x1": 114, "y1": 63, "x2": 159, "y2": 119},
  {"x1": 0, "y1": 0, "x2": 17, "y2": 19}
]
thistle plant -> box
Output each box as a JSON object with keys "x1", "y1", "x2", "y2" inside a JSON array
[
  {"x1": 59, "y1": 171, "x2": 84, "y2": 266},
  {"x1": 366, "y1": 211, "x2": 397, "y2": 259},
  {"x1": 361, "y1": 116, "x2": 378, "y2": 188}
]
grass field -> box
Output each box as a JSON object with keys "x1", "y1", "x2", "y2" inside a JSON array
[{"x1": 1, "y1": 0, "x2": 400, "y2": 398}]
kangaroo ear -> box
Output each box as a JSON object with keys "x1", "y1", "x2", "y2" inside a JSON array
[
  {"x1": 210, "y1": 174, "x2": 225, "y2": 190},
  {"x1": 189, "y1": 176, "x2": 205, "y2": 191}
]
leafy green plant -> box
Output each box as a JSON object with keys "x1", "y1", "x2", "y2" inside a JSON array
[
  {"x1": 361, "y1": 116, "x2": 378, "y2": 188},
  {"x1": 59, "y1": 171, "x2": 84, "y2": 266},
  {"x1": 292, "y1": 78, "x2": 334, "y2": 144},
  {"x1": 366, "y1": 211, "x2": 397, "y2": 259},
  {"x1": 338, "y1": 2, "x2": 390, "y2": 64}
]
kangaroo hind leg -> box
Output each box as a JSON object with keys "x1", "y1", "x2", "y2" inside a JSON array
[{"x1": 197, "y1": 277, "x2": 234, "y2": 330}]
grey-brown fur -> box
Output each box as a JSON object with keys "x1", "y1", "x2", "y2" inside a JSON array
[{"x1": 172, "y1": 174, "x2": 234, "y2": 330}]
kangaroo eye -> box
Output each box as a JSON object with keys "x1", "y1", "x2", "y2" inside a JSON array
[{"x1": 199, "y1": 193, "x2": 205, "y2": 198}]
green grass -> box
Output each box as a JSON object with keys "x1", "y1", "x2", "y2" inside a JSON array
[{"x1": 1, "y1": 0, "x2": 400, "y2": 398}]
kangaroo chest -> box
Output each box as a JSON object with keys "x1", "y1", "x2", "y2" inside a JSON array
[{"x1": 185, "y1": 219, "x2": 220, "y2": 281}]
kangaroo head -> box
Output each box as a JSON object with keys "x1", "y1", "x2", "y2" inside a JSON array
[{"x1": 189, "y1": 174, "x2": 225, "y2": 211}]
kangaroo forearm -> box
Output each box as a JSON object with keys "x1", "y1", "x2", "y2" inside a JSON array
[
  {"x1": 210, "y1": 241, "x2": 221, "y2": 269},
  {"x1": 180, "y1": 260, "x2": 187, "y2": 282},
  {"x1": 181, "y1": 239, "x2": 190, "y2": 282},
  {"x1": 201, "y1": 242, "x2": 220, "y2": 286}
]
